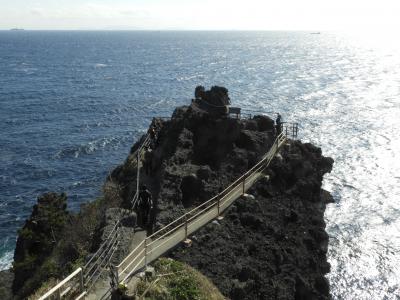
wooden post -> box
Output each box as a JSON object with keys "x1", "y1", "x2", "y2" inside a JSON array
[
  {"x1": 292, "y1": 124, "x2": 295, "y2": 139},
  {"x1": 136, "y1": 151, "x2": 140, "y2": 196},
  {"x1": 217, "y1": 195, "x2": 220, "y2": 216},
  {"x1": 184, "y1": 214, "x2": 188, "y2": 239},
  {"x1": 56, "y1": 281, "x2": 61, "y2": 300},
  {"x1": 242, "y1": 177, "x2": 246, "y2": 195},
  {"x1": 144, "y1": 238, "x2": 148, "y2": 269},
  {"x1": 79, "y1": 268, "x2": 84, "y2": 292}
]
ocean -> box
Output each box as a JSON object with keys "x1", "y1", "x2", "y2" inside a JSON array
[{"x1": 0, "y1": 31, "x2": 399, "y2": 299}]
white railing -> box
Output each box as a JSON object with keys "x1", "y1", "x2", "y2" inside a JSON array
[
  {"x1": 38, "y1": 268, "x2": 85, "y2": 300},
  {"x1": 115, "y1": 132, "x2": 287, "y2": 284},
  {"x1": 131, "y1": 134, "x2": 151, "y2": 209},
  {"x1": 37, "y1": 121, "x2": 294, "y2": 299},
  {"x1": 37, "y1": 134, "x2": 152, "y2": 300}
]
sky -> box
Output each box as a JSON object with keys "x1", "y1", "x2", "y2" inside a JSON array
[{"x1": 0, "y1": 0, "x2": 399, "y2": 31}]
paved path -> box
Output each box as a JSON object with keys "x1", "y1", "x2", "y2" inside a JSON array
[
  {"x1": 117, "y1": 168, "x2": 268, "y2": 285},
  {"x1": 38, "y1": 132, "x2": 287, "y2": 300}
]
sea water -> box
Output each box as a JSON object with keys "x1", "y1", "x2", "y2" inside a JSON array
[{"x1": 0, "y1": 31, "x2": 399, "y2": 299}]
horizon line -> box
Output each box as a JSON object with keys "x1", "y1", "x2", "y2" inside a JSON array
[{"x1": 2, "y1": 29, "x2": 326, "y2": 31}]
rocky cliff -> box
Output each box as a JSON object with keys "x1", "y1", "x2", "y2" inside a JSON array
[
  {"x1": 2, "y1": 90, "x2": 333, "y2": 299},
  {"x1": 170, "y1": 141, "x2": 333, "y2": 299},
  {"x1": 111, "y1": 103, "x2": 334, "y2": 299}
]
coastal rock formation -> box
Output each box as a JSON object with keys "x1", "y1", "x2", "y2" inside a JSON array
[
  {"x1": 0, "y1": 270, "x2": 13, "y2": 300},
  {"x1": 193, "y1": 86, "x2": 231, "y2": 115},
  {"x1": 9, "y1": 183, "x2": 126, "y2": 298},
  {"x1": 12, "y1": 193, "x2": 69, "y2": 297},
  {"x1": 4, "y1": 88, "x2": 333, "y2": 299},
  {"x1": 112, "y1": 103, "x2": 277, "y2": 227},
  {"x1": 170, "y1": 141, "x2": 333, "y2": 300},
  {"x1": 110, "y1": 101, "x2": 333, "y2": 299}
]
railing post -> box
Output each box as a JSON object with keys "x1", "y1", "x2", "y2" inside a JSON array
[
  {"x1": 242, "y1": 177, "x2": 245, "y2": 195},
  {"x1": 56, "y1": 281, "x2": 61, "y2": 300},
  {"x1": 292, "y1": 124, "x2": 294, "y2": 139},
  {"x1": 115, "y1": 265, "x2": 119, "y2": 285},
  {"x1": 136, "y1": 150, "x2": 140, "y2": 196},
  {"x1": 144, "y1": 238, "x2": 148, "y2": 269},
  {"x1": 79, "y1": 268, "x2": 84, "y2": 292},
  {"x1": 184, "y1": 214, "x2": 188, "y2": 240},
  {"x1": 217, "y1": 195, "x2": 220, "y2": 216}
]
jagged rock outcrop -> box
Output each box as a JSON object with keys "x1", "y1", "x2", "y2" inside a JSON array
[
  {"x1": 5, "y1": 88, "x2": 334, "y2": 300},
  {"x1": 12, "y1": 193, "x2": 69, "y2": 297},
  {"x1": 9, "y1": 180, "x2": 126, "y2": 298},
  {"x1": 193, "y1": 86, "x2": 231, "y2": 115},
  {"x1": 170, "y1": 141, "x2": 334, "y2": 300},
  {"x1": 0, "y1": 270, "x2": 13, "y2": 300},
  {"x1": 112, "y1": 104, "x2": 276, "y2": 227},
  {"x1": 110, "y1": 101, "x2": 333, "y2": 299}
]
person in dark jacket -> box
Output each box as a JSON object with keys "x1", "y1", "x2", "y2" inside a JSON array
[
  {"x1": 138, "y1": 185, "x2": 153, "y2": 228},
  {"x1": 275, "y1": 113, "x2": 282, "y2": 136},
  {"x1": 143, "y1": 147, "x2": 153, "y2": 175}
]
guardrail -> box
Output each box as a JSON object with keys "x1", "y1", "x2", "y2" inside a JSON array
[
  {"x1": 37, "y1": 118, "x2": 295, "y2": 299},
  {"x1": 83, "y1": 221, "x2": 121, "y2": 291},
  {"x1": 280, "y1": 122, "x2": 299, "y2": 139},
  {"x1": 38, "y1": 134, "x2": 152, "y2": 300},
  {"x1": 38, "y1": 268, "x2": 85, "y2": 300},
  {"x1": 115, "y1": 132, "x2": 287, "y2": 285},
  {"x1": 131, "y1": 134, "x2": 151, "y2": 209}
]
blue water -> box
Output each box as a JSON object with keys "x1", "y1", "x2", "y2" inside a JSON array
[{"x1": 1, "y1": 31, "x2": 399, "y2": 299}]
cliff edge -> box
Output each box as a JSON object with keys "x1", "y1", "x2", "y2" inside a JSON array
[
  {"x1": 111, "y1": 100, "x2": 333, "y2": 299},
  {"x1": 2, "y1": 87, "x2": 333, "y2": 299}
]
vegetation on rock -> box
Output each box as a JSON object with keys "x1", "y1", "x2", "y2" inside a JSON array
[
  {"x1": 135, "y1": 258, "x2": 225, "y2": 300},
  {"x1": 11, "y1": 179, "x2": 123, "y2": 299}
]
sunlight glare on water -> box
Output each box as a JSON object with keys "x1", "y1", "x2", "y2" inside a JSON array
[{"x1": 313, "y1": 33, "x2": 400, "y2": 299}]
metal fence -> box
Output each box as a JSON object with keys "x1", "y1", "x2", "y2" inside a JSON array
[
  {"x1": 38, "y1": 134, "x2": 152, "y2": 300},
  {"x1": 37, "y1": 115, "x2": 296, "y2": 299},
  {"x1": 114, "y1": 132, "x2": 288, "y2": 285}
]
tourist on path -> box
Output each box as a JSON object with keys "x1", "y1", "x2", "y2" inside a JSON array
[
  {"x1": 143, "y1": 147, "x2": 153, "y2": 175},
  {"x1": 138, "y1": 185, "x2": 153, "y2": 228},
  {"x1": 275, "y1": 113, "x2": 282, "y2": 136}
]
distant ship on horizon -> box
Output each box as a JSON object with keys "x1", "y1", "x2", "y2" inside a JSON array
[
  {"x1": 310, "y1": 32, "x2": 321, "y2": 34},
  {"x1": 10, "y1": 28, "x2": 25, "y2": 31}
]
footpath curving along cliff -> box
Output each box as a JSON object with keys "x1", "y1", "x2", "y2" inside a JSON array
[{"x1": 1, "y1": 92, "x2": 333, "y2": 299}]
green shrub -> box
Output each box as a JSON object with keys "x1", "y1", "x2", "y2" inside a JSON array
[{"x1": 137, "y1": 258, "x2": 224, "y2": 300}]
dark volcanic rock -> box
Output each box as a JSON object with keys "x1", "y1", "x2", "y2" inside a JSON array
[
  {"x1": 0, "y1": 270, "x2": 13, "y2": 300},
  {"x1": 10, "y1": 179, "x2": 125, "y2": 298},
  {"x1": 12, "y1": 193, "x2": 69, "y2": 297},
  {"x1": 10, "y1": 92, "x2": 334, "y2": 300},
  {"x1": 110, "y1": 103, "x2": 333, "y2": 300},
  {"x1": 112, "y1": 104, "x2": 276, "y2": 226}
]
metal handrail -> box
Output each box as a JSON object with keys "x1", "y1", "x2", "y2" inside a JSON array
[
  {"x1": 148, "y1": 133, "x2": 285, "y2": 242},
  {"x1": 117, "y1": 240, "x2": 145, "y2": 270},
  {"x1": 85, "y1": 232, "x2": 119, "y2": 282},
  {"x1": 83, "y1": 221, "x2": 120, "y2": 271},
  {"x1": 116, "y1": 131, "x2": 289, "y2": 284},
  {"x1": 37, "y1": 132, "x2": 152, "y2": 300},
  {"x1": 37, "y1": 120, "x2": 294, "y2": 299},
  {"x1": 131, "y1": 134, "x2": 151, "y2": 210},
  {"x1": 38, "y1": 268, "x2": 84, "y2": 300},
  {"x1": 86, "y1": 239, "x2": 120, "y2": 292}
]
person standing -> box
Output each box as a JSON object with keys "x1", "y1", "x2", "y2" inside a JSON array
[
  {"x1": 138, "y1": 185, "x2": 153, "y2": 228},
  {"x1": 275, "y1": 113, "x2": 282, "y2": 136},
  {"x1": 143, "y1": 147, "x2": 153, "y2": 175}
]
